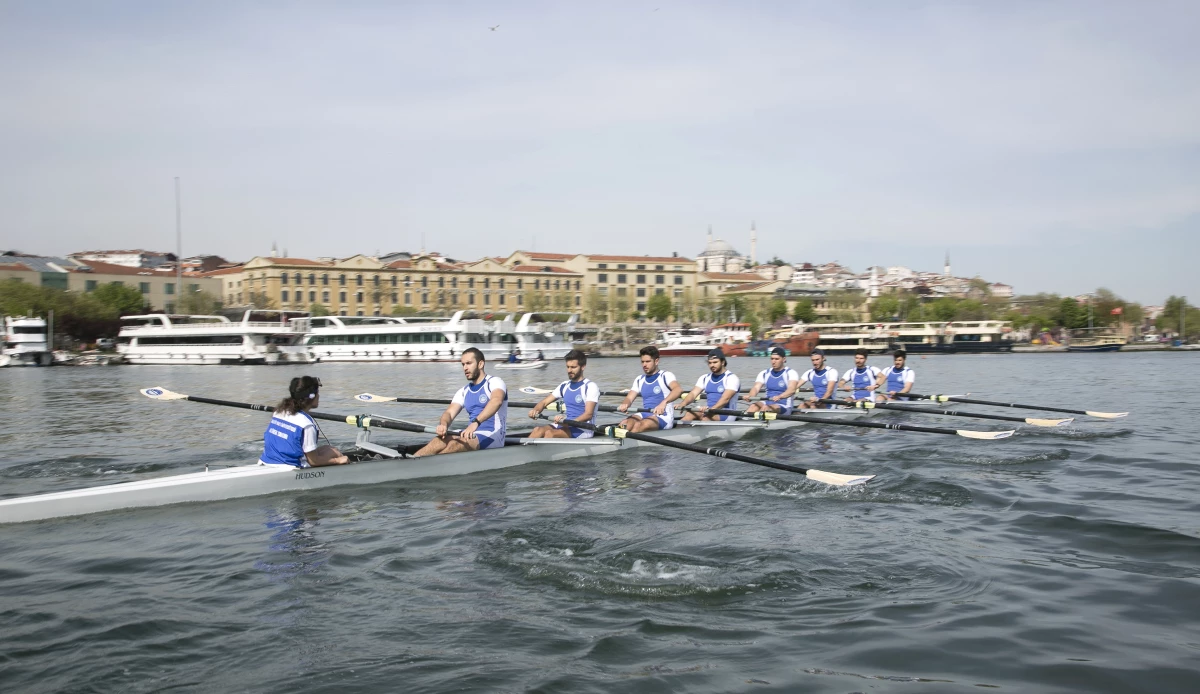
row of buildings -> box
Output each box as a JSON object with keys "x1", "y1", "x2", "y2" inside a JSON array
[{"x1": 2, "y1": 231, "x2": 1014, "y2": 322}]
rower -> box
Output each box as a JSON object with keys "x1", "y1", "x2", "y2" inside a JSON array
[
  {"x1": 259, "y1": 376, "x2": 349, "y2": 468},
  {"x1": 679, "y1": 349, "x2": 740, "y2": 421},
  {"x1": 414, "y1": 347, "x2": 508, "y2": 456},
  {"x1": 527, "y1": 349, "x2": 599, "y2": 438},
  {"x1": 838, "y1": 347, "x2": 882, "y2": 402},
  {"x1": 615, "y1": 345, "x2": 682, "y2": 432},
  {"x1": 742, "y1": 346, "x2": 802, "y2": 414},
  {"x1": 876, "y1": 349, "x2": 915, "y2": 401},
  {"x1": 798, "y1": 348, "x2": 839, "y2": 409}
]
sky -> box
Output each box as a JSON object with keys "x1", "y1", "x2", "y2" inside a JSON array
[{"x1": 1, "y1": 1, "x2": 1197, "y2": 305}]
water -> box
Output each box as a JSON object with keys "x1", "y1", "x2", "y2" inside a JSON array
[{"x1": 1, "y1": 354, "x2": 1198, "y2": 693}]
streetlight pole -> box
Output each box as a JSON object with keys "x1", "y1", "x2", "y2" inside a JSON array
[{"x1": 175, "y1": 177, "x2": 182, "y2": 313}]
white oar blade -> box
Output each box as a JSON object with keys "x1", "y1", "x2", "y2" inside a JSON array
[
  {"x1": 519, "y1": 386, "x2": 554, "y2": 395},
  {"x1": 140, "y1": 387, "x2": 186, "y2": 401},
  {"x1": 354, "y1": 393, "x2": 397, "y2": 403},
  {"x1": 806, "y1": 470, "x2": 875, "y2": 487},
  {"x1": 1085, "y1": 410, "x2": 1128, "y2": 419},
  {"x1": 956, "y1": 429, "x2": 1015, "y2": 440},
  {"x1": 1027, "y1": 417, "x2": 1073, "y2": 427}
]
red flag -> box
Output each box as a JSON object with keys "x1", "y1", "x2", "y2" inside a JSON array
[{"x1": 1111, "y1": 307, "x2": 1123, "y2": 315}]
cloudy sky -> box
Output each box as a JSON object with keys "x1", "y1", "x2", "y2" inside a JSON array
[{"x1": 2, "y1": 1, "x2": 1196, "y2": 304}]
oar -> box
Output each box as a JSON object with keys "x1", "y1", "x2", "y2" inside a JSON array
[
  {"x1": 518, "y1": 386, "x2": 816, "y2": 398},
  {"x1": 141, "y1": 387, "x2": 506, "y2": 438},
  {"x1": 704, "y1": 407, "x2": 1014, "y2": 440},
  {"x1": 560, "y1": 419, "x2": 874, "y2": 487},
  {"x1": 816, "y1": 398, "x2": 1073, "y2": 427},
  {"x1": 357, "y1": 392, "x2": 682, "y2": 419},
  {"x1": 903, "y1": 392, "x2": 1127, "y2": 419}
]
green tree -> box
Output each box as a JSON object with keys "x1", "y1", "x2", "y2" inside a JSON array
[
  {"x1": 584, "y1": 288, "x2": 608, "y2": 323},
  {"x1": 614, "y1": 298, "x2": 631, "y2": 323},
  {"x1": 647, "y1": 293, "x2": 673, "y2": 322},
  {"x1": 178, "y1": 290, "x2": 223, "y2": 315},
  {"x1": 310, "y1": 303, "x2": 333, "y2": 316},
  {"x1": 92, "y1": 282, "x2": 147, "y2": 314},
  {"x1": 929, "y1": 298, "x2": 959, "y2": 321},
  {"x1": 870, "y1": 294, "x2": 901, "y2": 321},
  {"x1": 766, "y1": 298, "x2": 789, "y2": 324},
  {"x1": 245, "y1": 291, "x2": 277, "y2": 310},
  {"x1": 1057, "y1": 297, "x2": 1086, "y2": 329},
  {"x1": 791, "y1": 298, "x2": 817, "y2": 323}
]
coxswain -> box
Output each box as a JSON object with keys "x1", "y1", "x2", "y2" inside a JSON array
[
  {"x1": 838, "y1": 347, "x2": 882, "y2": 402},
  {"x1": 679, "y1": 349, "x2": 740, "y2": 421},
  {"x1": 537, "y1": 349, "x2": 545, "y2": 361},
  {"x1": 743, "y1": 347, "x2": 802, "y2": 414},
  {"x1": 507, "y1": 349, "x2": 518, "y2": 364},
  {"x1": 615, "y1": 345, "x2": 682, "y2": 432},
  {"x1": 527, "y1": 349, "x2": 599, "y2": 438},
  {"x1": 414, "y1": 347, "x2": 508, "y2": 455},
  {"x1": 798, "y1": 348, "x2": 839, "y2": 409},
  {"x1": 876, "y1": 349, "x2": 915, "y2": 401},
  {"x1": 259, "y1": 376, "x2": 349, "y2": 468}
]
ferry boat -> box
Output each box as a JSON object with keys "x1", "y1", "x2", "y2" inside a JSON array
[
  {"x1": 1065, "y1": 329, "x2": 1127, "y2": 352},
  {"x1": 896, "y1": 321, "x2": 1014, "y2": 354},
  {"x1": 655, "y1": 329, "x2": 720, "y2": 356},
  {"x1": 1, "y1": 316, "x2": 54, "y2": 367},
  {"x1": 302, "y1": 312, "x2": 575, "y2": 363},
  {"x1": 117, "y1": 311, "x2": 311, "y2": 365}
]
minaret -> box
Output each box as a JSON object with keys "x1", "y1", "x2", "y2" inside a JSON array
[
  {"x1": 707, "y1": 225, "x2": 713, "y2": 243},
  {"x1": 750, "y1": 221, "x2": 757, "y2": 267},
  {"x1": 944, "y1": 251, "x2": 951, "y2": 278},
  {"x1": 870, "y1": 265, "x2": 879, "y2": 298},
  {"x1": 271, "y1": 241, "x2": 278, "y2": 258}
]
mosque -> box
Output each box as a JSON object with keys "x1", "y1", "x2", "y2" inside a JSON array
[{"x1": 696, "y1": 224, "x2": 757, "y2": 273}]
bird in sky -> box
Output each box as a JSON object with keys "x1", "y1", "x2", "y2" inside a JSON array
[{"x1": 489, "y1": 25, "x2": 499, "y2": 31}]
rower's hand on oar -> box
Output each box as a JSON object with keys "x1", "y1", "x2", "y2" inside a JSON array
[
  {"x1": 552, "y1": 414, "x2": 565, "y2": 424},
  {"x1": 527, "y1": 408, "x2": 543, "y2": 420},
  {"x1": 616, "y1": 402, "x2": 629, "y2": 413},
  {"x1": 461, "y1": 421, "x2": 479, "y2": 439},
  {"x1": 435, "y1": 422, "x2": 449, "y2": 437},
  {"x1": 652, "y1": 402, "x2": 668, "y2": 416}
]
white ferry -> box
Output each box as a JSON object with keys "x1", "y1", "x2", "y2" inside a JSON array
[
  {"x1": 303, "y1": 312, "x2": 576, "y2": 363},
  {"x1": 654, "y1": 329, "x2": 720, "y2": 357},
  {"x1": 784, "y1": 320, "x2": 1014, "y2": 354},
  {"x1": 117, "y1": 311, "x2": 311, "y2": 365},
  {"x1": 1, "y1": 316, "x2": 54, "y2": 367}
]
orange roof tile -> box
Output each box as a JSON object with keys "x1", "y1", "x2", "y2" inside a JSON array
[
  {"x1": 510, "y1": 265, "x2": 581, "y2": 274},
  {"x1": 69, "y1": 259, "x2": 180, "y2": 276},
  {"x1": 197, "y1": 266, "x2": 245, "y2": 277},
  {"x1": 257, "y1": 257, "x2": 331, "y2": 267},
  {"x1": 587, "y1": 254, "x2": 693, "y2": 263},
  {"x1": 517, "y1": 251, "x2": 576, "y2": 260},
  {"x1": 0, "y1": 263, "x2": 33, "y2": 272}
]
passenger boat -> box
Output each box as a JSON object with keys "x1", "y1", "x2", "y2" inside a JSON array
[
  {"x1": 1, "y1": 316, "x2": 53, "y2": 367},
  {"x1": 1065, "y1": 329, "x2": 1127, "y2": 352},
  {"x1": 655, "y1": 329, "x2": 720, "y2": 356},
  {"x1": 474, "y1": 312, "x2": 576, "y2": 362},
  {"x1": 894, "y1": 321, "x2": 1014, "y2": 354},
  {"x1": 0, "y1": 419, "x2": 798, "y2": 524},
  {"x1": 117, "y1": 311, "x2": 311, "y2": 365}
]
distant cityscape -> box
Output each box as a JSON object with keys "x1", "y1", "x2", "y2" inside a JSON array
[{"x1": 0, "y1": 226, "x2": 1172, "y2": 335}]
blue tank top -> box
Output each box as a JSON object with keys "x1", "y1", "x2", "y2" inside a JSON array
[
  {"x1": 260, "y1": 411, "x2": 316, "y2": 467},
  {"x1": 634, "y1": 370, "x2": 677, "y2": 417},
  {"x1": 703, "y1": 372, "x2": 736, "y2": 404},
  {"x1": 847, "y1": 366, "x2": 880, "y2": 400},
  {"x1": 885, "y1": 366, "x2": 913, "y2": 396},
  {"x1": 452, "y1": 375, "x2": 508, "y2": 435}
]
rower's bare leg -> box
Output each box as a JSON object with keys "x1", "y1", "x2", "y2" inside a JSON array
[
  {"x1": 529, "y1": 425, "x2": 569, "y2": 439},
  {"x1": 443, "y1": 436, "x2": 481, "y2": 453},
  {"x1": 413, "y1": 436, "x2": 450, "y2": 457},
  {"x1": 681, "y1": 410, "x2": 698, "y2": 422},
  {"x1": 626, "y1": 417, "x2": 662, "y2": 433}
]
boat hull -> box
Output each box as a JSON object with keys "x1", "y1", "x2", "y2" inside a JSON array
[
  {"x1": 902, "y1": 342, "x2": 1014, "y2": 354},
  {"x1": 1065, "y1": 344, "x2": 1123, "y2": 352},
  {"x1": 0, "y1": 420, "x2": 796, "y2": 524}
]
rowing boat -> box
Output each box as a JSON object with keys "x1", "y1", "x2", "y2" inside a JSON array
[
  {"x1": 0, "y1": 419, "x2": 800, "y2": 525},
  {"x1": 494, "y1": 360, "x2": 550, "y2": 370}
]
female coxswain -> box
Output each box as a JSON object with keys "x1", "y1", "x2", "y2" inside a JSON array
[{"x1": 259, "y1": 376, "x2": 350, "y2": 468}]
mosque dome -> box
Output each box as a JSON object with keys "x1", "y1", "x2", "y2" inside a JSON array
[{"x1": 698, "y1": 238, "x2": 740, "y2": 258}]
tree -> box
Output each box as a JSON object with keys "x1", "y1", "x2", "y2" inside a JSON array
[
  {"x1": 1057, "y1": 297, "x2": 1086, "y2": 330},
  {"x1": 646, "y1": 293, "x2": 673, "y2": 322},
  {"x1": 310, "y1": 303, "x2": 333, "y2": 316},
  {"x1": 584, "y1": 288, "x2": 608, "y2": 323},
  {"x1": 391, "y1": 305, "x2": 420, "y2": 316},
  {"x1": 92, "y1": 283, "x2": 147, "y2": 314},
  {"x1": 929, "y1": 297, "x2": 959, "y2": 322},
  {"x1": 870, "y1": 295, "x2": 901, "y2": 321},
  {"x1": 245, "y1": 291, "x2": 277, "y2": 310},
  {"x1": 791, "y1": 299, "x2": 817, "y2": 323},
  {"x1": 766, "y1": 298, "x2": 789, "y2": 324},
  {"x1": 614, "y1": 299, "x2": 631, "y2": 323},
  {"x1": 179, "y1": 290, "x2": 223, "y2": 315}
]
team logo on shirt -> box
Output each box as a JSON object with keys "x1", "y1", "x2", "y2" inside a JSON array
[
  {"x1": 652, "y1": 386, "x2": 661, "y2": 394},
  {"x1": 477, "y1": 393, "x2": 488, "y2": 404},
  {"x1": 574, "y1": 394, "x2": 583, "y2": 403}
]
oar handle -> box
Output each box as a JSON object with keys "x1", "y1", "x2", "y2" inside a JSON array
[{"x1": 563, "y1": 419, "x2": 814, "y2": 476}]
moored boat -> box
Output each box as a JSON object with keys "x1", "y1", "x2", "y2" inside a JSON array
[{"x1": 2, "y1": 316, "x2": 53, "y2": 367}]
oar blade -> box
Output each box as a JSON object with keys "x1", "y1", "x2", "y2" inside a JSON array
[
  {"x1": 140, "y1": 387, "x2": 187, "y2": 401},
  {"x1": 1027, "y1": 417, "x2": 1074, "y2": 427},
  {"x1": 956, "y1": 429, "x2": 1015, "y2": 440},
  {"x1": 1085, "y1": 410, "x2": 1128, "y2": 419},
  {"x1": 519, "y1": 386, "x2": 553, "y2": 395},
  {"x1": 354, "y1": 393, "x2": 397, "y2": 403},
  {"x1": 806, "y1": 470, "x2": 876, "y2": 487}
]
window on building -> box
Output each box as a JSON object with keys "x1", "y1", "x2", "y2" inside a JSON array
[
  {"x1": 617, "y1": 264, "x2": 627, "y2": 270},
  {"x1": 309, "y1": 291, "x2": 316, "y2": 302},
  {"x1": 322, "y1": 274, "x2": 329, "y2": 285},
  {"x1": 451, "y1": 277, "x2": 457, "y2": 288},
  {"x1": 517, "y1": 295, "x2": 523, "y2": 306},
  {"x1": 597, "y1": 263, "x2": 608, "y2": 269},
  {"x1": 468, "y1": 277, "x2": 475, "y2": 288},
  {"x1": 280, "y1": 274, "x2": 288, "y2": 285},
  {"x1": 575, "y1": 281, "x2": 580, "y2": 290},
  {"x1": 356, "y1": 274, "x2": 363, "y2": 287},
  {"x1": 554, "y1": 280, "x2": 561, "y2": 290},
  {"x1": 674, "y1": 275, "x2": 683, "y2": 285},
  {"x1": 655, "y1": 288, "x2": 664, "y2": 295},
  {"x1": 637, "y1": 264, "x2": 646, "y2": 270},
  {"x1": 483, "y1": 278, "x2": 489, "y2": 289},
  {"x1": 498, "y1": 278, "x2": 505, "y2": 289},
  {"x1": 422, "y1": 292, "x2": 429, "y2": 304},
  {"x1": 373, "y1": 275, "x2": 379, "y2": 286},
  {"x1": 165, "y1": 283, "x2": 175, "y2": 295},
  {"x1": 616, "y1": 274, "x2": 626, "y2": 284},
  {"x1": 391, "y1": 276, "x2": 397, "y2": 287},
  {"x1": 575, "y1": 295, "x2": 580, "y2": 306},
  {"x1": 438, "y1": 277, "x2": 444, "y2": 288},
  {"x1": 499, "y1": 294, "x2": 506, "y2": 305},
  {"x1": 307, "y1": 273, "x2": 314, "y2": 285},
  {"x1": 673, "y1": 288, "x2": 682, "y2": 298},
  {"x1": 534, "y1": 279, "x2": 540, "y2": 290},
  {"x1": 655, "y1": 265, "x2": 664, "y2": 271},
  {"x1": 484, "y1": 294, "x2": 490, "y2": 305},
  {"x1": 404, "y1": 292, "x2": 411, "y2": 304},
  {"x1": 323, "y1": 290, "x2": 330, "y2": 302},
  {"x1": 356, "y1": 291, "x2": 363, "y2": 302},
  {"x1": 339, "y1": 274, "x2": 346, "y2": 286},
  {"x1": 636, "y1": 275, "x2": 646, "y2": 284},
  {"x1": 517, "y1": 279, "x2": 523, "y2": 289},
  {"x1": 451, "y1": 294, "x2": 458, "y2": 304},
  {"x1": 637, "y1": 288, "x2": 646, "y2": 298},
  {"x1": 636, "y1": 302, "x2": 646, "y2": 312},
  {"x1": 139, "y1": 282, "x2": 150, "y2": 294},
  {"x1": 598, "y1": 273, "x2": 608, "y2": 283},
  {"x1": 391, "y1": 293, "x2": 397, "y2": 303},
  {"x1": 164, "y1": 302, "x2": 175, "y2": 313},
  {"x1": 617, "y1": 287, "x2": 627, "y2": 297},
  {"x1": 281, "y1": 290, "x2": 290, "y2": 302},
  {"x1": 340, "y1": 290, "x2": 347, "y2": 302},
  {"x1": 656, "y1": 275, "x2": 665, "y2": 284},
  {"x1": 598, "y1": 286, "x2": 608, "y2": 295},
  {"x1": 674, "y1": 265, "x2": 683, "y2": 271},
  {"x1": 469, "y1": 293, "x2": 475, "y2": 304},
  {"x1": 421, "y1": 276, "x2": 428, "y2": 288}
]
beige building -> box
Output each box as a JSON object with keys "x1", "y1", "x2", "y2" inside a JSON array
[
  {"x1": 67, "y1": 260, "x2": 221, "y2": 312},
  {"x1": 221, "y1": 253, "x2": 584, "y2": 317}
]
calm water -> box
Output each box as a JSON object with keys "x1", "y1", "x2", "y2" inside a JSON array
[{"x1": 1, "y1": 354, "x2": 1198, "y2": 693}]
